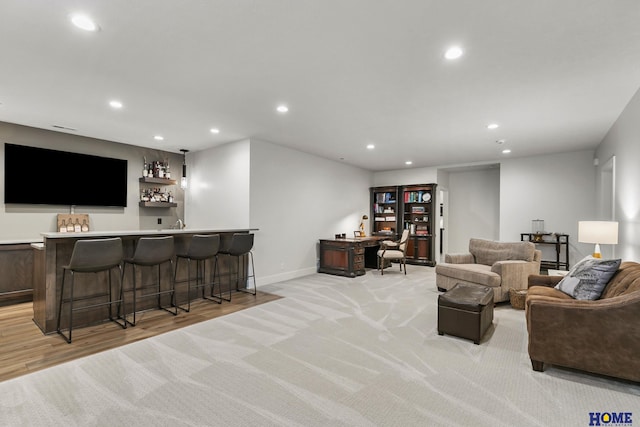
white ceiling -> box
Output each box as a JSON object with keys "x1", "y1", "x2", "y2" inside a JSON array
[{"x1": 1, "y1": 0, "x2": 639, "y2": 171}]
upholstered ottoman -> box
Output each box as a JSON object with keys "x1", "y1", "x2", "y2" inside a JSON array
[{"x1": 438, "y1": 282, "x2": 494, "y2": 344}]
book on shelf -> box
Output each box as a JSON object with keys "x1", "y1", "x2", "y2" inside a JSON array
[
  {"x1": 385, "y1": 216, "x2": 396, "y2": 221},
  {"x1": 374, "y1": 217, "x2": 387, "y2": 222}
]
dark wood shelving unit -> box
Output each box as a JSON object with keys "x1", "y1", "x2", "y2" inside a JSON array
[
  {"x1": 401, "y1": 183, "x2": 437, "y2": 266},
  {"x1": 370, "y1": 186, "x2": 400, "y2": 239}
]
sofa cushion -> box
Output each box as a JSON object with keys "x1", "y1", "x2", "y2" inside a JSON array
[
  {"x1": 435, "y1": 263, "x2": 501, "y2": 287},
  {"x1": 469, "y1": 238, "x2": 535, "y2": 266},
  {"x1": 555, "y1": 256, "x2": 621, "y2": 300}
]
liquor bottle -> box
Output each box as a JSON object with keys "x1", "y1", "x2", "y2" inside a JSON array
[
  {"x1": 59, "y1": 220, "x2": 67, "y2": 233},
  {"x1": 158, "y1": 161, "x2": 164, "y2": 178},
  {"x1": 165, "y1": 159, "x2": 171, "y2": 179},
  {"x1": 143, "y1": 157, "x2": 148, "y2": 177},
  {"x1": 66, "y1": 219, "x2": 74, "y2": 232},
  {"x1": 74, "y1": 218, "x2": 81, "y2": 233},
  {"x1": 81, "y1": 219, "x2": 89, "y2": 232}
]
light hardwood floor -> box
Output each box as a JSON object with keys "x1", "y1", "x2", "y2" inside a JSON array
[{"x1": 0, "y1": 291, "x2": 281, "y2": 383}]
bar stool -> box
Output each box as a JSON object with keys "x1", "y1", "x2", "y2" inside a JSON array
[
  {"x1": 219, "y1": 233, "x2": 256, "y2": 299},
  {"x1": 121, "y1": 236, "x2": 177, "y2": 326},
  {"x1": 173, "y1": 234, "x2": 223, "y2": 312},
  {"x1": 56, "y1": 237, "x2": 126, "y2": 343}
]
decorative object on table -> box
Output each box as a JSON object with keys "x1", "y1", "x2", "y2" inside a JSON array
[
  {"x1": 509, "y1": 288, "x2": 527, "y2": 310},
  {"x1": 578, "y1": 220, "x2": 618, "y2": 258},
  {"x1": 531, "y1": 219, "x2": 545, "y2": 241},
  {"x1": 359, "y1": 215, "x2": 368, "y2": 236},
  {"x1": 57, "y1": 214, "x2": 90, "y2": 233}
]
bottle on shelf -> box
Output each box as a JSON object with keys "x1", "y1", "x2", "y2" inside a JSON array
[
  {"x1": 66, "y1": 219, "x2": 74, "y2": 232},
  {"x1": 143, "y1": 157, "x2": 148, "y2": 177},
  {"x1": 74, "y1": 218, "x2": 81, "y2": 233},
  {"x1": 59, "y1": 220, "x2": 67, "y2": 233},
  {"x1": 81, "y1": 219, "x2": 89, "y2": 232},
  {"x1": 165, "y1": 158, "x2": 171, "y2": 179}
]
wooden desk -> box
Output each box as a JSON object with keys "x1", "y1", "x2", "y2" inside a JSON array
[{"x1": 318, "y1": 236, "x2": 388, "y2": 277}]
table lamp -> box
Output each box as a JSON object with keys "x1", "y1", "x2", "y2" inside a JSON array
[
  {"x1": 578, "y1": 221, "x2": 618, "y2": 258},
  {"x1": 359, "y1": 215, "x2": 368, "y2": 237}
]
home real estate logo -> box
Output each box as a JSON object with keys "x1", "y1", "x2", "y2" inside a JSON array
[{"x1": 589, "y1": 412, "x2": 633, "y2": 426}]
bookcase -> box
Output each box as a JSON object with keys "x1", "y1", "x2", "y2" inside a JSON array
[
  {"x1": 401, "y1": 184, "x2": 437, "y2": 266},
  {"x1": 370, "y1": 186, "x2": 400, "y2": 239}
]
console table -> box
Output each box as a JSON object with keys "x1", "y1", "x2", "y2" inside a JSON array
[{"x1": 520, "y1": 233, "x2": 569, "y2": 270}]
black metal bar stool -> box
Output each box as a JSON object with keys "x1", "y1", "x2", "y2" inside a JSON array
[
  {"x1": 173, "y1": 234, "x2": 223, "y2": 312},
  {"x1": 219, "y1": 233, "x2": 256, "y2": 299},
  {"x1": 56, "y1": 237, "x2": 126, "y2": 343},
  {"x1": 121, "y1": 236, "x2": 177, "y2": 326}
]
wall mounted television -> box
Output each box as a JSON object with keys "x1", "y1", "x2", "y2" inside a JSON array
[{"x1": 4, "y1": 143, "x2": 128, "y2": 207}]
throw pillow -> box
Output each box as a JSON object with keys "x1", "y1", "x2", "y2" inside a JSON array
[{"x1": 554, "y1": 256, "x2": 621, "y2": 300}]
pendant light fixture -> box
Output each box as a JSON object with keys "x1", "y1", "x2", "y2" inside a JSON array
[{"x1": 180, "y1": 149, "x2": 189, "y2": 189}]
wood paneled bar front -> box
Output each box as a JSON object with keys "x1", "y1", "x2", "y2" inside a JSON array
[{"x1": 33, "y1": 228, "x2": 257, "y2": 334}]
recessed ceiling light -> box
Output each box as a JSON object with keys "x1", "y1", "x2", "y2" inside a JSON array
[
  {"x1": 444, "y1": 46, "x2": 463, "y2": 60},
  {"x1": 366, "y1": 144, "x2": 375, "y2": 150},
  {"x1": 277, "y1": 105, "x2": 289, "y2": 113},
  {"x1": 210, "y1": 128, "x2": 220, "y2": 134},
  {"x1": 487, "y1": 123, "x2": 499, "y2": 130},
  {"x1": 71, "y1": 14, "x2": 98, "y2": 31},
  {"x1": 502, "y1": 149, "x2": 511, "y2": 154},
  {"x1": 405, "y1": 161, "x2": 413, "y2": 165},
  {"x1": 109, "y1": 100, "x2": 123, "y2": 109},
  {"x1": 154, "y1": 135, "x2": 164, "y2": 141}
]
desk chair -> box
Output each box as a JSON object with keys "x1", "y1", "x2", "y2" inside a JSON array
[
  {"x1": 377, "y1": 229, "x2": 410, "y2": 275},
  {"x1": 56, "y1": 237, "x2": 126, "y2": 343},
  {"x1": 121, "y1": 236, "x2": 177, "y2": 326},
  {"x1": 174, "y1": 234, "x2": 223, "y2": 312}
]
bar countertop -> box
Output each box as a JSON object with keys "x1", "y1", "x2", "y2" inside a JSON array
[{"x1": 41, "y1": 228, "x2": 259, "y2": 239}]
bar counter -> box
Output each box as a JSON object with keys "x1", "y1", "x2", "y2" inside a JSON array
[{"x1": 33, "y1": 228, "x2": 257, "y2": 334}]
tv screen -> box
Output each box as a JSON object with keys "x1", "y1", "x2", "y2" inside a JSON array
[{"x1": 4, "y1": 143, "x2": 128, "y2": 207}]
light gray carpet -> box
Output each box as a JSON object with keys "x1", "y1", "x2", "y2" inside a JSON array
[{"x1": 1, "y1": 265, "x2": 638, "y2": 426}]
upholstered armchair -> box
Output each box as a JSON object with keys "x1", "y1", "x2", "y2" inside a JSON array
[{"x1": 435, "y1": 238, "x2": 541, "y2": 302}]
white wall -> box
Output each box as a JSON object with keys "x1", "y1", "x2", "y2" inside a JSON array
[
  {"x1": 595, "y1": 86, "x2": 640, "y2": 261},
  {"x1": 373, "y1": 166, "x2": 438, "y2": 187},
  {"x1": 0, "y1": 121, "x2": 183, "y2": 241},
  {"x1": 500, "y1": 150, "x2": 596, "y2": 266},
  {"x1": 249, "y1": 139, "x2": 372, "y2": 284},
  {"x1": 185, "y1": 140, "x2": 250, "y2": 229},
  {"x1": 445, "y1": 167, "x2": 500, "y2": 254}
]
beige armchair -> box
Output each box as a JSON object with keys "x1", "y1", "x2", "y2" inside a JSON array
[
  {"x1": 435, "y1": 238, "x2": 541, "y2": 302},
  {"x1": 377, "y1": 229, "x2": 410, "y2": 275}
]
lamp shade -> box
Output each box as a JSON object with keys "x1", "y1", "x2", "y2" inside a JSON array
[{"x1": 578, "y1": 221, "x2": 618, "y2": 245}]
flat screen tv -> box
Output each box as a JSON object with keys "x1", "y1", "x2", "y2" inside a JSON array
[{"x1": 4, "y1": 143, "x2": 128, "y2": 207}]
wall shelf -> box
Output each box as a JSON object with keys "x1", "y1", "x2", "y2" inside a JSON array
[
  {"x1": 139, "y1": 177, "x2": 177, "y2": 185},
  {"x1": 138, "y1": 201, "x2": 177, "y2": 208}
]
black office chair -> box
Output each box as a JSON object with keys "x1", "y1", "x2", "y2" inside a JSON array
[
  {"x1": 219, "y1": 233, "x2": 256, "y2": 299},
  {"x1": 174, "y1": 234, "x2": 223, "y2": 312},
  {"x1": 56, "y1": 237, "x2": 126, "y2": 343},
  {"x1": 121, "y1": 236, "x2": 177, "y2": 326}
]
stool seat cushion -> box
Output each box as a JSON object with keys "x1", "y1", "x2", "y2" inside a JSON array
[{"x1": 439, "y1": 283, "x2": 493, "y2": 312}]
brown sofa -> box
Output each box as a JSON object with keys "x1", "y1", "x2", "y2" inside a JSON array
[
  {"x1": 435, "y1": 238, "x2": 541, "y2": 303},
  {"x1": 526, "y1": 261, "x2": 640, "y2": 382}
]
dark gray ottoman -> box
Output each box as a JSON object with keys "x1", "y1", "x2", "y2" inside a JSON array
[{"x1": 438, "y1": 283, "x2": 494, "y2": 344}]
